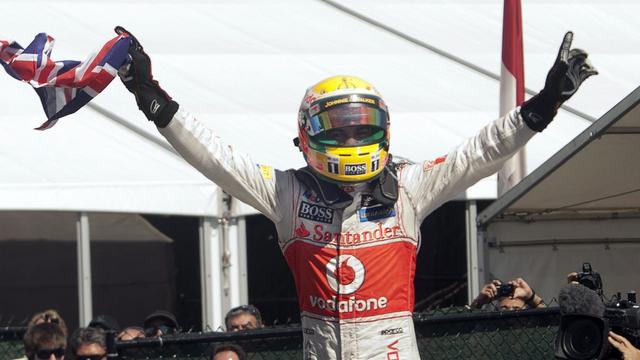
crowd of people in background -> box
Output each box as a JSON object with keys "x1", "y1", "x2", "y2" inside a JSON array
[
  {"x1": 15, "y1": 305, "x2": 262, "y2": 360},
  {"x1": 15, "y1": 281, "x2": 545, "y2": 360},
  {"x1": 15, "y1": 280, "x2": 640, "y2": 360}
]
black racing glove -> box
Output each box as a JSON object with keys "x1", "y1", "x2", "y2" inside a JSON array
[
  {"x1": 521, "y1": 31, "x2": 598, "y2": 132},
  {"x1": 114, "y1": 26, "x2": 178, "y2": 128}
]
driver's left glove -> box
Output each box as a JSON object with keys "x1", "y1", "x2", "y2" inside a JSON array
[{"x1": 521, "y1": 31, "x2": 598, "y2": 132}]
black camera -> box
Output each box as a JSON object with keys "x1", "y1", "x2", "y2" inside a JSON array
[
  {"x1": 496, "y1": 283, "x2": 515, "y2": 298},
  {"x1": 576, "y1": 262, "x2": 603, "y2": 296},
  {"x1": 555, "y1": 264, "x2": 640, "y2": 360},
  {"x1": 603, "y1": 297, "x2": 640, "y2": 353}
]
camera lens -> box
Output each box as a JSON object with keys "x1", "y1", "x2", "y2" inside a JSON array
[{"x1": 561, "y1": 318, "x2": 603, "y2": 360}]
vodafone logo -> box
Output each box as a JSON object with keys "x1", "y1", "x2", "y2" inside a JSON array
[
  {"x1": 325, "y1": 255, "x2": 365, "y2": 295},
  {"x1": 310, "y1": 255, "x2": 387, "y2": 313}
]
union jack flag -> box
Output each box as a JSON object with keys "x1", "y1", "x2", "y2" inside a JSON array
[{"x1": 0, "y1": 32, "x2": 131, "y2": 130}]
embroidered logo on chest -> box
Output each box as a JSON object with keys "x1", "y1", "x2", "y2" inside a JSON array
[
  {"x1": 302, "y1": 189, "x2": 321, "y2": 203},
  {"x1": 358, "y1": 194, "x2": 396, "y2": 222},
  {"x1": 298, "y1": 201, "x2": 334, "y2": 224}
]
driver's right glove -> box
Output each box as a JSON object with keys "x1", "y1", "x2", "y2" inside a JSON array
[
  {"x1": 521, "y1": 31, "x2": 598, "y2": 132},
  {"x1": 114, "y1": 26, "x2": 178, "y2": 128}
]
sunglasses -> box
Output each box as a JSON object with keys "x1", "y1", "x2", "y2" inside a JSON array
[
  {"x1": 144, "y1": 324, "x2": 175, "y2": 336},
  {"x1": 35, "y1": 347, "x2": 65, "y2": 359},
  {"x1": 75, "y1": 355, "x2": 106, "y2": 360},
  {"x1": 227, "y1": 304, "x2": 260, "y2": 317}
]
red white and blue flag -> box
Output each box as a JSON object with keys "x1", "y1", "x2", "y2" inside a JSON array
[
  {"x1": 0, "y1": 32, "x2": 130, "y2": 130},
  {"x1": 497, "y1": 0, "x2": 526, "y2": 196}
]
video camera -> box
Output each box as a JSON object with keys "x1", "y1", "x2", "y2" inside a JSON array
[
  {"x1": 576, "y1": 262, "x2": 604, "y2": 297},
  {"x1": 555, "y1": 263, "x2": 640, "y2": 360}
]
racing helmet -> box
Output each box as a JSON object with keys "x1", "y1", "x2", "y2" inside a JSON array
[{"x1": 296, "y1": 75, "x2": 390, "y2": 183}]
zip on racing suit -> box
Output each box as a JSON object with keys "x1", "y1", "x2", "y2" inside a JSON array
[{"x1": 115, "y1": 26, "x2": 596, "y2": 359}]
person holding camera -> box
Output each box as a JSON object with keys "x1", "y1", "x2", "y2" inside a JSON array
[{"x1": 471, "y1": 278, "x2": 545, "y2": 311}]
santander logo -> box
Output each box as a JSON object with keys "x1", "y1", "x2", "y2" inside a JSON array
[
  {"x1": 295, "y1": 222, "x2": 310, "y2": 237},
  {"x1": 294, "y1": 222, "x2": 404, "y2": 246},
  {"x1": 325, "y1": 255, "x2": 365, "y2": 294}
]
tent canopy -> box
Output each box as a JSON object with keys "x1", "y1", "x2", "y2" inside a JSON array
[
  {"x1": 478, "y1": 86, "x2": 640, "y2": 225},
  {"x1": 477, "y1": 87, "x2": 640, "y2": 301},
  {"x1": 1, "y1": 0, "x2": 639, "y2": 216}
]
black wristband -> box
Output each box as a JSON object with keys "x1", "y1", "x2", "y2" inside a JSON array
[
  {"x1": 520, "y1": 92, "x2": 557, "y2": 132},
  {"x1": 155, "y1": 100, "x2": 179, "y2": 128},
  {"x1": 525, "y1": 289, "x2": 537, "y2": 304}
]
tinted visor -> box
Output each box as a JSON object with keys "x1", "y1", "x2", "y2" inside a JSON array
[
  {"x1": 312, "y1": 125, "x2": 385, "y2": 147},
  {"x1": 306, "y1": 94, "x2": 388, "y2": 136}
]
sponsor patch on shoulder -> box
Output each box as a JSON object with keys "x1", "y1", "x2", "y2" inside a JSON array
[
  {"x1": 423, "y1": 155, "x2": 447, "y2": 172},
  {"x1": 258, "y1": 164, "x2": 273, "y2": 180}
]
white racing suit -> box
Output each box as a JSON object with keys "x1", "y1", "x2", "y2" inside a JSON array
[{"x1": 158, "y1": 107, "x2": 535, "y2": 359}]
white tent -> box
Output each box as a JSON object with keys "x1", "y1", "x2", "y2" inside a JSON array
[
  {"x1": 1, "y1": 0, "x2": 638, "y2": 327},
  {"x1": 6, "y1": 0, "x2": 638, "y2": 211},
  {"x1": 477, "y1": 86, "x2": 640, "y2": 303}
]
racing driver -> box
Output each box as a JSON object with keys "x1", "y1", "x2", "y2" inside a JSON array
[{"x1": 115, "y1": 26, "x2": 596, "y2": 359}]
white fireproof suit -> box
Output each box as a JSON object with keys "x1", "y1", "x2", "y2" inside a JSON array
[{"x1": 158, "y1": 106, "x2": 536, "y2": 359}]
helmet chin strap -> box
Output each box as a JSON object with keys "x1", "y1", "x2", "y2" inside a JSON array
[{"x1": 370, "y1": 163, "x2": 398, "y2": 207}]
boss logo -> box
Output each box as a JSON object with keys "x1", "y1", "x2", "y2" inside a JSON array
[
  {"x1": 344, "y1": 163, "x2": 366, "y2": 175},
  {"x1": 298, "y1": 201, "x2": 334, "y2": 224}
]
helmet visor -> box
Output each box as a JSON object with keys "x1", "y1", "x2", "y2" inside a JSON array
[
  {"x1": 306, "y1": 94, "x2": 388, "y2": 134},
  {"x1": 311, "y1": 125, "x2": 385, "y2": 147},
  {"x1": 307, "y1": 105, "x2": 388, "y2": 147}
]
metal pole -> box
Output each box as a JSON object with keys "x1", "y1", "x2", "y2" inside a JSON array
[
  {"x1": 199, "y1": 217, "x2": 223, "y2": 331},
  {"x1": 76, "y1": 212, "x2": 93, "y2": 327},
  {"x1": 227, "y1": 215, "x2": 249, "y2": 307},
  {"x1": 218, "y1": 191, "x2": 232, "y2": 323},
  {"x1": 227, "y1": 217, "x2": 240, "y2": 307},
  {"x1": 465, "y1": 201, "x2": 480, "y2": 304},
  {"x1": 237, "y1": 216, "x2": 249, "y2": 306}
]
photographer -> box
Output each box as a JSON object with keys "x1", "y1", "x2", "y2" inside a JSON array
[
  {"x1": 609, "y1": 331, "x2": 640, "y2": 360},
  {"x1": 555, "y1": 263, "x2": 640, "y2": 360},
  {"x1": 471, "y1": 278, "x2": 545, "y2": 311}
]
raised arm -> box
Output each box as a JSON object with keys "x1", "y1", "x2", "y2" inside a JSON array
[
  {"x1": 401, "y1": 31, "x2": 597, "y2": 220},
  {"x1": 115, "y1": 26, "x2": 282, "y2": 221}
]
